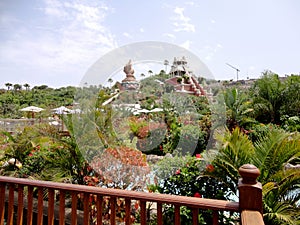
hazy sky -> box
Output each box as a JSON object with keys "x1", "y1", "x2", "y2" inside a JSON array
[{"x1": 0, "y1": 0, "x2": 299, "y2": 88}]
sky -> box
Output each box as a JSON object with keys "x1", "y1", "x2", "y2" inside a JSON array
[{"x1": 0, "y1": 0, "x2": 300, "y2": 88}]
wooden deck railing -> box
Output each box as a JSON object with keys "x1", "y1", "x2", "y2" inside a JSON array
[{"x1": 0, "y1": 164, "x2": 264, "y2": 225}]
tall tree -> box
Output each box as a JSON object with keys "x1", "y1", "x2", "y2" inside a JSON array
[
  {"x1": 148, "y1": 70, "x2": 153, "y2": 76},
  {"x1": 13, "y1": 84, "x2": 22, "y2": 91},
  {"x1": 251, "y1": 71, "x2": 284, "y2": 124},
  {"x1": 164, "y1": 59, "x2": 169, "y2": 72},
  {"x1": 5, "y1": 83, "x2": 12, "y2": 91},
  {"x1": 23, "y1": 83, "x2": 30, "y2": 91},
  {"x1": 281, "y1": 74, "x2": 300, "y2": 117},
  {"x1": 107, "y1": 78, "x2": 113, "y2": 88}
]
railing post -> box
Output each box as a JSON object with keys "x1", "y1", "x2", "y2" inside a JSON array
[{"x1": 238, "y1": 164, "x2": 262, "y2": 214}]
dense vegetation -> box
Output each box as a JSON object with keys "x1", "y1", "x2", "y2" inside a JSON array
[
  {"x1": 0, "y1": 84, "x2": 102, "y2": 118},
  {"x1": 0, "y1": 71, "x2": 299, "y2": 224}
]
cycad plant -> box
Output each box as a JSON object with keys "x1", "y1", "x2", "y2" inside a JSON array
[
  {"x1": 253, "y1": 129, "x2": 300, "y2": 225},
  {"x1": 211, "y1": 127, "x2": 300, "y2": 224}
]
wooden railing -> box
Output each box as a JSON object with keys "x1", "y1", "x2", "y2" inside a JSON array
[{"x1": 0, "y1": 164, "x2": 264, "y2": 225}]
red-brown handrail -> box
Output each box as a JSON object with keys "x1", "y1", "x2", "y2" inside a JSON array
[{"x1": 0, "y1": 164, "x2": 264, "y2": 225}]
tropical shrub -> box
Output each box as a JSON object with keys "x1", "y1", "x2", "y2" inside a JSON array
[
  {"x1": 0, "y1": 123, "x2": 87, "y2": 183},
  {"x1": 223, "y1": 87, "x2": 256, "y2": 131},
  {"x1": 80, "y1": 146, "x2": 150, "y2": 224},
  {"x1": 211, "y1": 127, "x2": 300, "y2": 225},
  {"x1": 250, "y1": 71, "x2": 284, "y2": 124},
  {"x1": 150, "y1": 153, "x2": 237, "y2": 224}
]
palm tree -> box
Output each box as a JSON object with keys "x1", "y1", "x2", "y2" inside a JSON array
[
  {"x1": 148, "y1": 70, "x2": 153, "y2": 77},
  {"x1": 212, "y1": 127, "x2": 300, "y2": 225},
  {"x1": 13, "y1": 84, "x2": 22, "y2": 91},
  {"x1": 251, "y1": 71, "x2": 284, "y2": 124},
  {"x1": 164, "y1": 60, "x2": 169, "y2": 72},
  {"x1": 107, "y1": 78, "x2": 113, "y2": 88},
  {"x1": 5, "y1": 83, "x2": 12, "y2": 91},
  {"x1": 23, "y1": 83, "x2": 30, "y2": 91},
  {"x1": 223, "y1": 88, "x2": 255, "y2": 130}
]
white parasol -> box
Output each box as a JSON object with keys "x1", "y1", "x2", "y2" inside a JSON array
[
  {"x1": 20, "y1": 106, "x2": 44, "y2": 118},
  {"x1": 52, "y1": 106, "x2": 72, "y2": 115},
  {"x1": 20, "y1": 106, "x2": 44, "y2": 113}
]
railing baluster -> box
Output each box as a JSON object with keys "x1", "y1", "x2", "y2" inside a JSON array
[
  {"x1": 59, "y1": 190, "x2": 66, "y2": 225},
  {"x1": 0, "y1": 183, "x2": 6, "y2": 225},
  {"x1": 157, "y1": 202, "x2": 163, "y2": 225},
  {"x1": 83, "y1": 193, "x2": 90, "y2": 225},
  {"x1": 1, "y1": 175, "x2": 257, "y2": 225},
  {"x1": 140, "y1": 200, "x2": 146, "y2": 225},
  {"x1": 212, "y1": 210, "x2": 218, "y2": 225},
  {"x1": 192, "y1": 208, "x2": 198, "y2": 225},
  {"x1": 241, "y1": 210, "x2": 265, "y2": 225},
  {"x1": 37, "y1": 187, "x2": 44, "y2": 225},
  {"x1": 17, "y1": 185, "x2": 24, "y2": 225},
  {"x1": 7, "y1": 184, "x2": 14, "y2": 225},
  {"x1": 48, "y1": 189, "x2": 55, "y2": 225},
  {"x1": 27, "y1": 186, "x2": 33, "y2": 225},
  {"x1": 110, "y1": 197, "x2": 116, "y2": 225},
  {"x1": 125, "y1": 198, "x2": 131, "y2": 225},
  {"x1": 96, "y1": 195, "x2": 103, "y2": 225},
  {"x1": 174, "y1": 205, "x2": 180, "y2": 225},
  {"x1": 71, "y1": 192, "x2": 78, "y2": 225}
]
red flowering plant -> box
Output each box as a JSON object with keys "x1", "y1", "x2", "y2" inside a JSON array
[
  {"x1": 129, "y1": 116, "x2": 167, "y2": 155},
  {"x1": 88, "y1": 146, "x2": 150, "y2": 190},
  {"x1": 78, "y1": 145, "x2": 151, "y2": 224},
  {"x1": 136, "y1": 122, "x2": 167, "y2": 155},
  {"x1": 150, "y1": 153, "x2": 233, "y2": 224}
]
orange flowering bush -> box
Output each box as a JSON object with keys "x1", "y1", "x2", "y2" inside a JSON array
[
  {"x1": 78, "y1": 146, "x2": 151, "y2": 224},
  {"x1": 87, "y1": 146, "x2": 150, "y2": 190}
]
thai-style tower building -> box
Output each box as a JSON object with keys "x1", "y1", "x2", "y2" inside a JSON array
[
  {"x1": 119, "y1": 60, "x2": 139, "y2": 91},
  {"x1": 165, "y1": 57, "x2": 206, "y2": 96}
]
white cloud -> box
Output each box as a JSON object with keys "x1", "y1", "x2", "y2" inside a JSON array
[
  {"x1": 171, "y1": 7, "x2": 195, "y2": 32},
  {"x1": 139, "y1": 28, "x2": 144, "y2": 33},
  {"x1": 0, "y1": 0, "x2": 118, "y2": 87},
  {"x1": 123, "y1": 32, "x2": 133, "y2": 38},
  {"x1": 163, "y1": 33, "x2": 176, "y2": 40},
  {"x1": 42, "y1": 0, "x2": 117, "y2": 66}
]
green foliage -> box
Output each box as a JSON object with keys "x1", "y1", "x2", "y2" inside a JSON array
[
  {"x1": 223, "y1": 87, "x2": 256, "y2": 130},
  {"x1": 281, "y1": 115, "x2": 300, "y2": 132},
  {"x1": 0, "y1": 84, "x2": 90, "y2": 118},
  {"x1": 0, "y1": 123, "x2": 86, "y2": 183},
  {"x1": 213, "y1": 127, "x2": 255, "y2": 196},
  {"x1": 151, "y1": 153, "x2": 237, "y2": 224},
  {"x1": 251, "y1": 71, "x2": 283, "y2": 123},
  {"x1": 280, "y1": 75, "x2": 300, "y2": 117},
  {"x1": 249, "y1": 71, "x2": 300, "y2": 125},
  {"x1": 1, "y1": 72, "x2": 300, "y2": 224},
  {"x1": 212, "y1": 127, "x2": 300, "y2": 225}
]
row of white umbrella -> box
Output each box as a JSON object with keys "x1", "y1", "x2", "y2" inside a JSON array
[
  {"x1": 20, "y1": 105, "x2": 161, "y2": 117},
  {"x1": 133, "y1": 107, "x2": 163, "y2": 115},
  {"x1": 19, "y1": 106, "x2": 80, "y2": 117}
]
